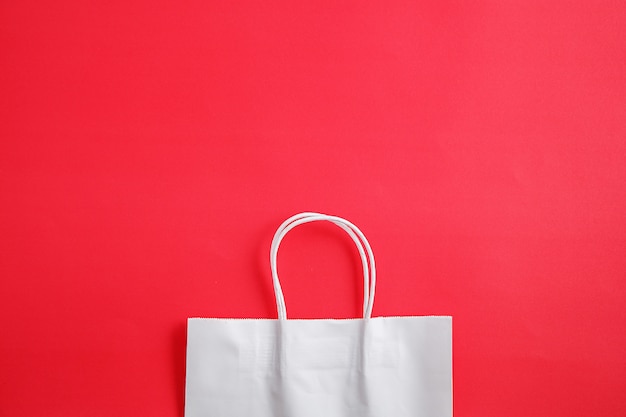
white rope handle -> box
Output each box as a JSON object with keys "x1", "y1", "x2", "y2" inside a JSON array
[
  {"x1": 271, "y1": 213, "x2": 370, "y2": 319},
  {"x1": 270, "y1": 212, "x2": 376, "y2": 320}
]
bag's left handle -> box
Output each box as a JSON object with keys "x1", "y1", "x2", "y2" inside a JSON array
[{"x1": 270, "y1": 212, "x2": 376, "y2": 320}]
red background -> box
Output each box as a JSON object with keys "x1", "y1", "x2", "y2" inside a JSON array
[{"x1": 1, "y1": 1, "x2": 625, "y2": 415}]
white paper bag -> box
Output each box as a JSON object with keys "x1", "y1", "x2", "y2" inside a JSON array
[{"x1": 185, "y1": 212, "x2": 452, "y2": 417}]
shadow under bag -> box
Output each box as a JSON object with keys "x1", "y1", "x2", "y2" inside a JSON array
[{"x1": 185, "y1": 212, "x2": 452, "y2": 417}]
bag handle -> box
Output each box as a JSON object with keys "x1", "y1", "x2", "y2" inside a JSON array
[{"x1": 270, "y1": 212, "x2": 376, "y2": 320}]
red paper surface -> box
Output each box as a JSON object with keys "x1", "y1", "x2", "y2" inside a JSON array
[{"x1": 1, "y1": 1, "x2": 625, "y2": 416}]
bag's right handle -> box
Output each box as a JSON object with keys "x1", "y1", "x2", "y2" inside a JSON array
[{"x1": 270, "y1": 212, "x2": 376, "y2": 320}]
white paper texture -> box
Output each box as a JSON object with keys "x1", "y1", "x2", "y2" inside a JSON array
[{"x1": 185, "y1": 316, "x2": 452, "y2": 417}]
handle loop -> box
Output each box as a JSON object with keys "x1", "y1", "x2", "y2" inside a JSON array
[{"x1": 270, "y1": 212, "x2": 376, "y2": 320}]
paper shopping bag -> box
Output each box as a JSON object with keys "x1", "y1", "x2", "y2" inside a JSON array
[{"x1": 185, "y1": 212, "x2": 452, "y2": 417}]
